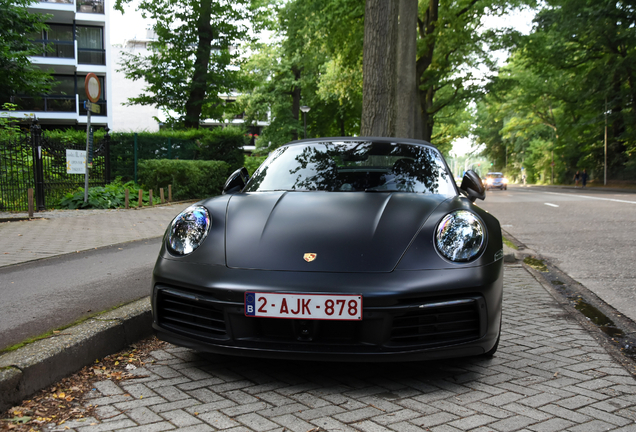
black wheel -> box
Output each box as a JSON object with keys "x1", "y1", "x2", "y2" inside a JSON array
[
  {"x1": 483, "y1": 330, "x2": 500, "y2": 358},
  {"x1": 504, "y1": 186, "x2": 507, "y2": 190}
]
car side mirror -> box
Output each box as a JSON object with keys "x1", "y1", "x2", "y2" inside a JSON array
[
  {"x1": 222, "y1": 167, "x2": 250, "y2": 194},
  {"x1": 459, "y1": 170, "x2": 486, "y2": 202}
]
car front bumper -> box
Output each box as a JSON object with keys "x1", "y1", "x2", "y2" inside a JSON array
[{"x1": 151, "y1": 258, "x2": 503, "y2": 362}]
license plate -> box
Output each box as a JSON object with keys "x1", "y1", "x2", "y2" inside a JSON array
[{"x1": 245, "y1": 292, "x2": 362, "y2": 320}]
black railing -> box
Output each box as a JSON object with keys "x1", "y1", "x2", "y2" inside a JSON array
[
  {"x1": 31, "y1": 40, "x2": 74, "y2": 58},
  {"x1": 13, "y1": 96, "x2": 107, "y2": 115},
  {"x1": 77, "y1": 0, "x2": 104, "y2": 13},
  {"x1": 14, "y1": 96, "x2": 76, "y2": 113},
  {"x1": 78, "y1": 48, "x2": 105, "y2": 65}
]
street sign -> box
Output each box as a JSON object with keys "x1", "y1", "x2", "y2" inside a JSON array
[
  {"x1": 66, "y1": 149, "x2": 86, "y2": 174},
  {"x1": 84, "y1": 101, "x2": 101, "y2": 114},
  {"x1": 84, "y1": 73, "x2": 101, "y2": 103}
]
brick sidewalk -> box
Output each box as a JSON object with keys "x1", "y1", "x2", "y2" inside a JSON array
[
  {"x1": 49, "y1": 265, "x2": 636, "y2": 432},
  {"x1": 0, "y1": 204, "x2": 192, "y2": 267}
]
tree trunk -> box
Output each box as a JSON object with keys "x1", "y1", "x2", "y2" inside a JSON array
[
  {"x1": 361, "y1": 0, "x2": 398, "y2": 137},
  {"x1": 415, "y1": 0, "x2": 439, "y2": 142},
  {"x1": 395, "y1": 0, "x2": 418, "y2": 139},
  {"x1": 291, "y1": 66, "x2": 301, "y2": 141},
  {"x1": 184, "y1": 0, "x2": 213, "y2": 129}
]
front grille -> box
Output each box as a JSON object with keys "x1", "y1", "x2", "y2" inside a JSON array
[
  {"x1": 388, "y1": 298, "x2": 481, "y2": 347},
  {"x1": 156, "y1": 289, "x2": 228, "y2": 339},
  {"x1": 156, "y1": 286, "x2": 485, "y2": 352}
]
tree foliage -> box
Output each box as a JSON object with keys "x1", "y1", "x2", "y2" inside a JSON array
[
  {"x1": 240, "y1": 0, "x2": 531, "y2": 155},
  {"x1": 475, "y1": 0, "x2": 636, "y2": 183},
  {"x1": 0, "y1": 0, "x2": 53, "y2": 102},
  {"x1": 238, "y1": 0, "x2": 365, "y2": 151},
  {"x1": 115, "y1": 0, "x2": 264, "y2": 128}
]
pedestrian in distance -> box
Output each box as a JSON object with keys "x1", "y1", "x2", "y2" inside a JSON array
[
  {"x1": 522, "y1": 173, "x2": 527, "y2": 186},
  {"x1": 574, "y1": 170, "x2": 580, "y2": 188},
  {"x1": 581, "y1": 169, "x2": 588, "y2": 188}
]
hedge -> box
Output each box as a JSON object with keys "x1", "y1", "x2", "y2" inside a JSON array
[{"x1": 138, "y1": 159, "x2": 230, "y2": 201}]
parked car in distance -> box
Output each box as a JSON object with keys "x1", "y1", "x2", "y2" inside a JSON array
[
  {"x1": 151, "y1": 137, "x2": 503, "y2": 362},
  {"x1": 485, "y1": 172, "x2": 508, "y2": 190}
]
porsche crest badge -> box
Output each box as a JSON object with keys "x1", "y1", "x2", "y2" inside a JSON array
[{"x1": 303, "y1": 253, "x2": 317, "y2": 262}]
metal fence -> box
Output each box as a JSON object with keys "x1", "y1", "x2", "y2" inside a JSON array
[
  {"x1": 0, "y1": 122, "x2": 110, "y2": 212},
  {"x1": 109, "y1": 133, "x2": 198, "y2": 183}
]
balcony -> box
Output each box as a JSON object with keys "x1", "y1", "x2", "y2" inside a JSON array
[
  {"x1": 13, "y1": 96, "x2": 107, "y2": 116},
  {"x1": 78, "y1": 48, "x2": 106, "y2": 65},
  {"x1": 32, "y1": 40, "x2": 74, "y2": 59},
  {"x1": 76, "y1": 0, "x2": 104, "y2": 14}
]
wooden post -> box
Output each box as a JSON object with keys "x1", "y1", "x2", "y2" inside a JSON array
[
  {"x1": 125, "y1": 189, "x2": 129, "y2": 209},
  {"x1": 149, "y1": 189, "x2": 153, "y2": 206},
  {"x1": 138, "y1": 189, "x2": 143, "y2": 207},
  {"x1": 160, "y1": 188, "x2": 165, "y2": 204},
  {"x1": 27, "y1": 188, "x2": 34, "y2": 218},
  {"x1": 168, "y1": 184, "x2": 172, "y2": 202}
]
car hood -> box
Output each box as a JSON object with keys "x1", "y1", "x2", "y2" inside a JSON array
[{"x1": 225, "y1": 192, "x2": 448, "y2": 272}]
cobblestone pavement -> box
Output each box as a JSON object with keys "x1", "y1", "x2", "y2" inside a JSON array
[
  {"x1": 0, "y1": 203, "x2": 192, "y2": 267},
  {"x1": 49, "y1": 266, "x2": 636, "y2": 432}
]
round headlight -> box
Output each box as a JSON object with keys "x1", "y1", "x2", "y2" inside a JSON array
[
  {"x1": 167, "y1": 205, "x2": 211, "y2": 255},
  {"x1": 435, "y1": 210, "x2": 485, "y2": 262}
]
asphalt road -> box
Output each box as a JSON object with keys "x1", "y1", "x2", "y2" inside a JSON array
[
  {"x1": 478, "y1": 185, "x2": 636, "y2": 322},
  {"x1": 0, "y1": 238, "x2": 161, "y2": 350}
]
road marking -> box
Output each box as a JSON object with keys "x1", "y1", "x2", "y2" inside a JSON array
[
  {"x1": 544, "y1": 203, "x2": 559, "y2": 208},
  {"x1": 546, "y1": 192, "x2": 636, "y2": 204}
]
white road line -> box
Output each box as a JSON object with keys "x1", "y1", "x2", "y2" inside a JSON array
[
  {"x1": 546, "y1": 191, "x2": 636, "y2": 204},
  {"x1": 544, "y1": 203, "x2": 559, "y2": 208}
]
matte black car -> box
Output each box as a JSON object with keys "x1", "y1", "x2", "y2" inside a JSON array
[{"x1": 151, "y1": 138, "x2": 503, "y2": 362}]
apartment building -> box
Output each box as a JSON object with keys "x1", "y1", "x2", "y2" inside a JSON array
[{"x1": 4, "y1": 0, "x2": 112, "y2": 128}]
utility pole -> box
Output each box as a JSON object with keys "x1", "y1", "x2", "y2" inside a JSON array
[
  {"x1": 604, "y1": 97, "x2": 608, "y2": 186},
  {"x1": 551, "y1": 150, "x2": 554, "y2": 185}
]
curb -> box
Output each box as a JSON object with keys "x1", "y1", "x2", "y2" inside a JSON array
[{"x1": 0, "y1": 297, "x2": 152, "y2": 412}]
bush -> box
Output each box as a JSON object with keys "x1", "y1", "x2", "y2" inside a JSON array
[
  {"x1": 138, "y1": 159, "x2": 230, "y2": 201},
  {"x1": 196, "y1": 126, "x2": 247, "y2": 172},
  {"x1": 244, "y1": 155, "x2": 268, "y2": 175},
  {"x1": 57, "y1": 178, "x2": 147, "y2": 209}
]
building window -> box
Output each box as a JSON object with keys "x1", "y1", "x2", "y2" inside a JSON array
[
  {"x1": 31, "y1": 24, "x2": 74, "y2": 59},
  {"x1": 77, "y1": 26, "x2": 105, "y2": 65},
  {"x1": 76, "y1": 0, "x2": 104, "y2": 14}
]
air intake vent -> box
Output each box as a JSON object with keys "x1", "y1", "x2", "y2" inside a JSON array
[
  {"x1": 389, "y1": 299, "x2": 480, "y2": 347},
  {"x1": 156, "y1": 289, "x2": 228, "y2": 339}
]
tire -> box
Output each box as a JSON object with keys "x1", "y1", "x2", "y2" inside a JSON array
[
  {"x1": 483, "y1": 330, "x2": 500, "y2": 358},
  {"x1": 504, "y1": 186, "x2": 507, "y2": 190}
]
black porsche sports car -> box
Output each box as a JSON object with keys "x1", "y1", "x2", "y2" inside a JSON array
[{"x1": 151, "y1": 137, "x2": 503, "y2": 361}]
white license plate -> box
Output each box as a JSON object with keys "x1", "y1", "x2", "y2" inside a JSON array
[{"x1": 245, "y1": 292, "x2": 362, "y2": 320}]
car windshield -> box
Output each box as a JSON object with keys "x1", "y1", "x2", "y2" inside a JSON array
[
  {"x1": 487, "y1": 173, "x2": 503, "y2": 179},
  {"x1": 244, "y1": 141, "x2": 456, "y2": 196}
]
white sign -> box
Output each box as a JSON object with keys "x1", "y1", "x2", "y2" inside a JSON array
[{"x1": 66, "y1": 149, "x2": 86, "y2": 174}]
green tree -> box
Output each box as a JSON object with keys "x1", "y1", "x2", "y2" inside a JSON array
[
  {"x1": 0, "y1": 0, "x2": 53, "y2": 102},
  {"x1": 115, "y1": 0, "x2": 264, "y2": 128},
  {"x1": 239, "y1": 0, "x2": 365, "y2": 150},
  {"x1": 476, "y1": 0, "x2": 636, "y2": 183}
]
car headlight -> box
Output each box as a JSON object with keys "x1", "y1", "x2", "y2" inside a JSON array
[
  {"x1": 435, "y1": 210, "x2": 485, "y2": 262},
  {"x1": 167, "y1": 205, "x2": 211, "y2": 255},
  {"x1": 486, "y1": 178, "x2": 493, "y2": 184},
  {"x1": 502, "y1": 178, "x2": 508, "y2": 183}
]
